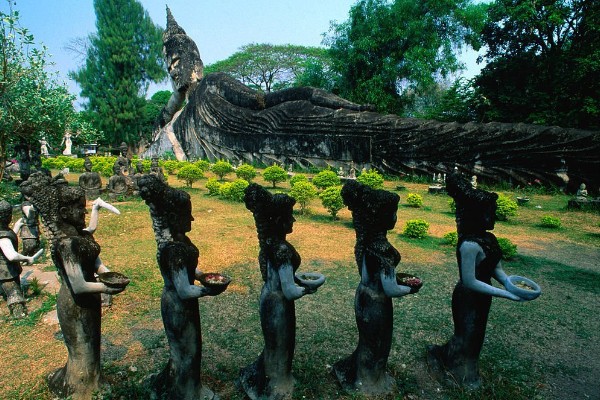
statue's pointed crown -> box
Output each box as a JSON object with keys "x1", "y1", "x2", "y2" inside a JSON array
[{"x1": 165, "y1": 6, "x2": 186, "y2": 38}]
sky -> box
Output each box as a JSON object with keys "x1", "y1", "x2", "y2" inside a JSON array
[{"x1": 6, "y1": 0, "x2": 483, "y2": 107}]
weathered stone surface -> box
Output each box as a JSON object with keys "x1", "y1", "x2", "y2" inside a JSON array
[{"x1": 145, "y1": 10, "x2": 600, "y2": 192}]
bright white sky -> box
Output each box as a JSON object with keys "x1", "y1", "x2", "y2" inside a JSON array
[{"x1": 6, "y1": 0, "x2": 483, "y2": 107}]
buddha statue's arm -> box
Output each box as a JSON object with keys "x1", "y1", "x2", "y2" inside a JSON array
[
  {"x1": 0, "y1": 238, "x2": 34, "y2": 265},
  {"x1": 60, "y1": 246, "x2": 123, "y2": 295},
  {"x1": 460, "y1": 241, "x2": 521, "y2": 301}
]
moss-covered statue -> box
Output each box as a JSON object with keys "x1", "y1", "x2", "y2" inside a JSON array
[
  {"x1": 332, "y1": 180, "x2": 419, "y2": 396},
  {"x1": 20, "y1": 172, "x2": 127, "y2": 399},
  {"x1": 239, "y1": 183, "x2": 325, "y2": 400},
  {"x1": 138, "y1": 174, "x2": 225, "y2": 400},
  {"x1": 427, "y1": 173, "x2": 539, "y2": 389}
]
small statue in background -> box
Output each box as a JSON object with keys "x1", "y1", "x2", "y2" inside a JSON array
[
  {"x1": 14, "y1": 200, "x2": 41, "y2": 256},
  {"x1": 471, "y1": 175, "x2": 478, "y2": 189},
  {"x1": 333, "y1": 180, "x2": 418, "y2": 396},
  {"x1": 150, "y1": 157, "x2": 166, "y2": 182},
  {"x1": 107, "y1": 163, "x2": 129, "y2": 200},
  {"x1": 20, "y1": 172, "x2": 127, "y2": 399},
  {"x1": 239, "y1": 183, "x2": 324, "y2": 400},
  {"x1": 0, "y1": 200, "x2": 42, "y2": 319},
  {"x1": 138, "y1": 174, "x2": 225, "y2": 400},
  {"x1": 576, "y1": 183, "x2": 588, "y2": 200},
  {"x1": 78, "y1": 157, "x2": 103, "y2": 200},
  {"x1": 61, "y1": 132, "x2": 72, "y2": 156}
]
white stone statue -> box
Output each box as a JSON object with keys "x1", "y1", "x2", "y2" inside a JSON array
[{"x1": 61, "y1": 132, "x2": 72, "y2": 156}]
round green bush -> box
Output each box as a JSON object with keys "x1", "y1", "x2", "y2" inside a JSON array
[
  {"x1": 312, "y1": 169, "x2": 341, "y2": 189},
  {"x1": 289, "y1": 180, "x2": 318, "y2": 214},
  {"x1": 211, "y1": 160, "x2": 234, "y2": 180},
  {"x1": 177, "y1": 164, "x2": 204, "y2": 187},
  {"x1": 497, "y1": 237, "x2": 517, "y2": 260},
  {"x1": 162, "y1": 160, "x2": 180, "y2": 175},
  {"x1": 205, "y1": 178, "x2": 221, "y2": 196},
  {"x1": 496, "y1": 194, "x2": 518, "y2": 221},
  {"x1": 290, "y1": 174, "x2": 308, "y2": 187},
  {"x1": 403, "y1": 219, "x2": 429, "y2": 239},
  {"x1": 219, "y1": 178, "x2": 249, "y2": 202},
  {"x1": 540, "y1": 215, "x2": 561, "y2": 229},
  {"x1": 194, "y1": 159, "x2": 210, "y2": 173},
  {"x1": 405, "y1": 193, "x2": 423, "y2": 208},
  {"x1": 319, "y1": 185, "x2": 344, "y2": 219},
  {"x1": 356, "y1": 169, "x2": 384, "y2": 189},
  {"x1": 262, "y1": 165, "x2": 287, "y2": 188},
  {"x1": 443, "y1": 231, "x2": 458, "y2": 246},
  {"x1": 235, "y1": 164, "x2": 257, "y2": 182}
]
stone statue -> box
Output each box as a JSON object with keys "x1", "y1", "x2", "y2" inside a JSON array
[
  {"x1": 348, "y1": 162, "x2": 357, "y2": 180},
  {"x1": 426, "y1": 173, "x2": 536, "y2": 389},
  {"x1": 239, "y1": 183, "x2": 324, "y2": 400},
  {"x1": 116, "y1": 142, "x2": 133, "y2": 176},
  {"x1": 130, "y1": 162, "x2": 145, "y2": 195},
  {"x1": 138, "y1": 174, "x2": 225, "y2": 400},
  {"x1": 40, "y1": 137, "x2": 51, "y2": 157},
  {"x1": 20, "y1": 172, "x2": 127, "y2": 399},
  {"x1": 332, "y1": 180, "x2": 418, "y2": 396},
  {"x1": 0, "y1": 200, "x2": 41, "y2": 319},
  {"x1": 14, "y1": 200, "x2": 41, "y2": 256},
  {"x1": 145, "y1": 9, "x2": 599, "y2": 189},
  {"x1": 78, "y1": 157, "x2": 103, "y2": 199},
  {"x1": 149, "y1": 157, "x2": 166, "y2": 182},
  {"x1": 61, "y1": 132, "x2": 72, "y2": 156},
  {"x1": 471, "y1": 175, "x2": 478, "y2": 189},
  {"x1": 15, "y1": 141, "x2": 31, "y2": 182},
  {"x1": 107, "y1": 163, "x2": 129, "y2": 200},
  {"x1": 576, "y1": 183, "x2": 588, "y2": 200}
]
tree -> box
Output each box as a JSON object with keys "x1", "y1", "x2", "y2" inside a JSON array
[
  {"x1": 176, "y1": 163, "x2": 204, "y2": 187},
  {"x1": 262, "y1": 165, "x2": 287, "y2": 188},
  {"x1": 324, "y1": 0, "x2": 487, "y2": 114},
  {"x1": 312, "y1": 169, "x2": 341, "y2": 190},
  {"x1": 289, "y1": 181, "x2": 318, "y2": 214},
  {"x1": 71, "y1": 0, "x2": 166, "y2": 148},
  {"x1": 356, "y1": 169, "x2": 384, "y2": 189},
  {"x1": 474, "y1": 0, "x2": 600, "y2": 129},
  {"x1": 204, "y1": 44, "x2": 334, "y2": 92},
  {"x1": 319, "y1": 185, "x2": 344, "y2": 219},
  {"x1": 211, "y1": 160, "x2": 234, "y2": 181},
  {"x1": 141, "y1": 90, "x2": 172, "y2": 142},
  {"x1": 235, "y1": 164, "x2": 257, "y2": 182},
  {"x1": 0, "y1": 2, "x2": 76, "y2": 180}
]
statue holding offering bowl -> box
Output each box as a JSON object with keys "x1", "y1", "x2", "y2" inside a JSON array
[
  {"x1": 427, "y1": 173, "x2": 540, "y2": 389},
  {"x1": 20, "y1": 172, "x2": 128, "y2": 399},
  {"x1": 239, "y1": 183, "x2": 324, "y2": 400},
  {"x1": 138, "y1": 174, "x2": 226, "y2": 400},
  {"x1": 333, "y1": 180, "x2": 419, "y2": 396}
]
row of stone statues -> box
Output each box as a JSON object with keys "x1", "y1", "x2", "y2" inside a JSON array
[{"x1": 9, "y1": 171, "x2": 540, "y2": 399}]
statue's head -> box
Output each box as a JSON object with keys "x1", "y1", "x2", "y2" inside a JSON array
[
  {"x1": 113, "y1": 163, "x2": 121, "y2": 176},
  {"x1": 120, "y1": 142, "x2": 128, "y2": 156},
  {"x1": 163, "y1": 7, "x2": 204, "y2": 93},
  {"x1": 341, "y1": 180, "x2": 399, "y2": 235},
  {"x1": 0, "y1": 200, "x2": 12, "y2": 227},
  {"x1": 151, "y1": 157, "x2": 159, "y2": 168},
  {"x1": 138, "y1": 174, "x2": 193, "y2": 234},
  {"x1": 244, "y1": 183, "x2": 296, "y2": 237},
  {"x1": 446, "y1": 173, "x2": 498, "y2": 233}
]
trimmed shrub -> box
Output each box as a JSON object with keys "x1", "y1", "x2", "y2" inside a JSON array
[
  {"x1": 162, "y1": 160, "x2": 180, "y2": 175},
  {"x1": 356, "y1": 169, "x2": 384, "y2": 189},
  {"x1": 219, "y1": 179, "x2": 249, "y2": 202},
  {"x1": 406, "y1": 193, "x2": 423, "y2": 208},
  {"x1": 403, "y1": 219, "x2": 429, "y2": 239},
  {"x1": 289, "y1": 181, "x2": 317, "y2": 214},
  {"x1": 235, "y1": 164, "x2": 257, "y2": 182},
  {"x1": 312, "y1": 169, "x2": 341, "y2": 189},
  {"x1": 195, "y1": 159, "x2": 210, "y2": 173},
  {"x1": 496, "y1": 193, "x2": 518, "y2": 221},
  {"x1": 65, "y1": 158, "x2": 85, "y2": 172},
  {"x1": 290, "y1": 174, "x2": 308, "y2": 187},
  {"x1": 443, "y1": 231, "x2": 458, "y2": 246},
  {"x1": 319, "y1": 185, "x2": 344, "y2": 219},
  {"x1": 263, "y1": 165, "x2": 287, "y2": 188},
  {"x1": 177, "y1": 164, "x2": 204, "y2": 187},
  {"x1": 205, "y1": 178, "x2": 221, "y2": 196},
  {"x1": 211, "y1": 160, "x2": 234, "y2": 180},
  {"x1": 540, "y1": 215, "x2": 562, "y2": 229},
  {"x1": 497, "y1": 237, "x2": 517, "y2": 260}
]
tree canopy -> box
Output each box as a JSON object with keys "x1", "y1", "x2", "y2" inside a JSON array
[
  {"x1": 0, "y1": 2, "x2": 78, "y2": 179},
  {"x1": 204, "y1": 43, "x2": 334, "y2": 92},
  {"x1": 71, "y1": 0, "x2": 166, "y2": 148},
  {"x1": 474, "y1": 0, "x2": 600, "y2": 129},
  {"x1": 324, "y1": 0, "x2": 488, "y2": 115}
]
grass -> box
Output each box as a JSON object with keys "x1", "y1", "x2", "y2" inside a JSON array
[{"x1": 0, "y1": 171, "x2": 598, "y2": 399}]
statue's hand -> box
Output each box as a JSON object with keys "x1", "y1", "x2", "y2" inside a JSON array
[{"x1": 103, "y1": 285, "x2": 126, "y2": 295}]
